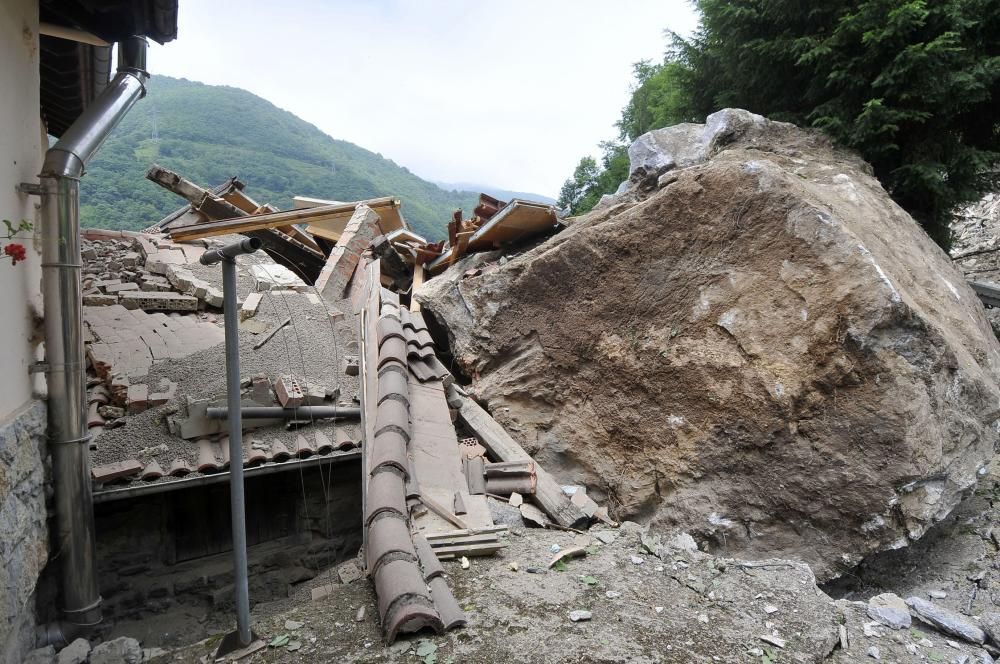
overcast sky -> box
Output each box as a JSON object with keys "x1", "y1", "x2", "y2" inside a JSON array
[{"x1": 148, "y1": 1, "x2": 699, "y2": 197}]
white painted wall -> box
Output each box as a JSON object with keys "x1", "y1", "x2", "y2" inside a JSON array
[{"x1": 0, "y1": 0, "x2": 44, "y2": 425}]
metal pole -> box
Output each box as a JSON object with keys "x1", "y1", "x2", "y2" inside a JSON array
[
  {"x1": 201, "y1": 237, "x2": 261, "y2": 652},
  {"x1": 222, "y1": 257, "x2": 252, "y2": 647}
]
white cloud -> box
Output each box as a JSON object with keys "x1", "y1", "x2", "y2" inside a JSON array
[{"x1": 148, "y1": 0, "x2": 699, "y2": 197}]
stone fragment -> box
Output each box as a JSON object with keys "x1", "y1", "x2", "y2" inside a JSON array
[
  {"x1": 981, "y1": 612, "x2": 1000, "y2": 645},
  {"x1": 344, "y1": 355, "x2": 359, "y2": 376},
  {"x1": 240, "y1": 292, "x2": 263, "y2": 321},
  {"x1": 867, "y1": 646, "x2": 880, "y2": 660},
  {"x1": 906, "y1": 596, "x2": 986, "y2": 643},
  {"x1": 98, "y1": 404, "x2": 126, "y2": 419},
  {"x1": 929, "y1": 590, "x2": 947, "y2": 599},
  {"x1": 90, "y1": 636, "x2": 142, "y2": 664},
  {"x1": 127, "y1": 383, "x2": 149, "y2": 414},
  {"x1": 120, "y1": 291, "x2": 198, "y2": 312},
  {"x1": 284, "y1": 619, "x2": 304, "y2": 630},
  {"x1": 569, "y1": 610, "x2": 592, "y2": 622},
  {"x1": 24, "y1": 646, "x2": 56, "y2": 664},
  {"x1": 56, "y1": 638, "x2": 90, "y2": 664},
  {"x1": 867, "y1": 593, "x2": 911, "y2": 630},
  {"x1": 149, "y1": 379, "x2": 177, "y2": 406},
  {"x1": 82, "y1": 294, "x2": 118, "y2": 306},
  {"x1": 594, "y1": 531, "x2": 616, "y2": 545},
  {"x1": 338, "y1": 560, "x2": 362, "y2": 584},
  {"x1": 204, "y1": 287, "x2": 224, "y2": 308},
  {"x1": 105, "y1": 282, "x2": 139, "y2": 294}
]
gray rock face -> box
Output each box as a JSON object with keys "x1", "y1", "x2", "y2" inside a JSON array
[
  {"x1": 23, "y1": 645, "x2": 56, "y2": 664},
  {"x1": 981, "y1": 612, "x2": 1000, "y2": 645},
  {"x1": 417, "y1": 110, "x2": 1000, "y2": 580},
  {"x1": 90, "y1": 636, "x2": 143, "y2": 664},
  {"x1": 867, "y1": 593, "x2": 911, "y2": 629},
  {"x1": 623, "y1": 109, "x2": 778, "y2": 192},
  {"x1": 906, "y1": 596, "x2": 985, "y2": 643},
  {"x1": 56, "y1": 638, "x2": 91, "y2": 664}
]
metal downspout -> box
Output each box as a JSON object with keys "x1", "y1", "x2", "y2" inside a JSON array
[{"x1": 39, "y1": 36, "x2": 149, "y2": 636}]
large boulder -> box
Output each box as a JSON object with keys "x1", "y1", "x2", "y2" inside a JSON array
[{"x1": 416, "y1": 109, "x2": 1000, "y2": 580}]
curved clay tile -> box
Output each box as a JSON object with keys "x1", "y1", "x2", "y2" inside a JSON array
[
  {"x1": 414, "y1": 328, "x2": 434, "y2": 349},
  {"x1": 140, "y1": 460, "x2": 164, "y2": 481},
  {"x1": 407, "y1": 342, "x2": 435, "y2": 361},
  {"x1": 245, "y1": 440, "x2": 268, "y2": 466},
  {"x1": 380, "y1": 302, "x2": 401, "y2": 320},
  {"x1": 412, "y1": 534, "x2": 445, "y2": 581},
  {"x1": 399, "y1": 306, "x2": 413, "y2": 329},
  {"x1": 364, "y1": 469, "x2": 408, "y2": 526},
  {"x1": 314, "y1": 430, "x2": 334, "y2": 455},
  {"x1": 334, "y1": 427, "x2": 357, "y2": 451},
  {"x1": 374, "y1": 559, "x2": 443, "y2": 643},
  {"x1": 87, "y1": 402, "x2": 105, "y2": 429},
  {"x1": 377, "y1": 368, "x2": 409, "y2": 406},
  {"x1": 375, "y1": 398, "x2": 410, "y2": 442},
  {"x1": 196, "y1": 439, "x2": 219, "y2": 474},
  {"x1": 369, "y1": 429, "x2": 408, "y2": 476},
  {"x1": 215, "y1": 436, "x2": 231, "y2": 469},
  {"x1": 295, "y1": 434, "x2": 314, "y2": 458},
  {"x1": 377, "y1": 337, "x2": 407, "y2": 369},
  {"x1": 428, "y1": 576, "x2": 467, "y2": 631},
  {"x1": 88, "y1": 385, "x2": 110, "y2": 405},
  {"x1": 377, "y1": 316, "x2": 406, "y2": 347},
  {"x1": 270, "y1": 440, "x2": 291, "y2": 462},
  {"x1": 168, "y1": 458, "x2": 192, "y2": 477},
  {"x1": 366, "y1": 514, "x2": 417, "y2": 575}
]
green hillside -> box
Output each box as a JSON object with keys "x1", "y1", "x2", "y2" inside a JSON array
[{"x1": 80, "y1": 76, "x2": 543, "y2": 240}]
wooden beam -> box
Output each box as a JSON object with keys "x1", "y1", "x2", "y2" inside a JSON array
[
  {"x1": 168, "y1": 198, "x2": 401, "y2": 242},
  {"x1": 449, "y1": 385, "x2": 589, "y2": 530},
  {"x1": 410, "y1": 265, "x2": 425, "y2": 311}
]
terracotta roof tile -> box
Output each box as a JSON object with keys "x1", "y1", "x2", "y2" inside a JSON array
[
  {"x1": 377, "y1": 316, "x2": 406, "y2": 348},
  {"x1": 412, "y1": 534, "x2": 445, "y2": 581},
  {"x1": 140, "y1": 460, "x2": 164, "y2": 481},
  {"x1": 429, "y1": 575, "x2": 467, "y2": 631},
  {"x1": 295, "y1": 434, "x2": 315, "y2": 458},
  {"x1": 377, "y1": 368, "x2": 408, "y2": 406},
  {"x1": 374, "y1": 559, "x2": 442, "y2": 643},
  {"x1": 168, "y1": 458, "x2": 192, "y2": 476},
  {"x1": 380, "y1": 287, "x2": 400, "y2": 307},
  {"x1": 314, "y1": 430, "x2": 334, "y2": 454},
  {"x1": 369, "y1": 429, "x2": 408, "y2": 476},
  {"x1": 375, "y1": 398, "x2": 410, "y2": 442},
  {"x1": 365, "y1": 469, "x2": 408, "y2": 525},
  {"x1": 196, "y1": 439, "x2": 219, "y2": 473},
  {"x1": 377, "y1": 337, "x2": 407, "y2": 369},
  {"x1": 269, "y1": 440, "x2": 291, "y2": 462},
  {"x1": 366, "y1": 515, "x2": 417, "y2": 575}
]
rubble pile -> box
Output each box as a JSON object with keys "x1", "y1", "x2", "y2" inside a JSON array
[{"x1": 416, "y1": 109, "x2": 1000, "y2": 580}]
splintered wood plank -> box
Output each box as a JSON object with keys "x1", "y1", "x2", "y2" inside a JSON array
[
  {"x1": 449, "y1": 384, "x2": 588, "y2": 530},
  {"x1": 409, "y1": 376, "x2": 493, "y2": 534}
]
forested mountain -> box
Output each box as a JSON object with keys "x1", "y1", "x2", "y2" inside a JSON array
[{"x1": 81, "y1": 76, "x2": 547, "y2": 239}]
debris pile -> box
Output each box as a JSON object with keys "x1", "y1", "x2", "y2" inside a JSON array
[{"x1": 415, "y1": 108, "x2": 1000, "y2": 580}]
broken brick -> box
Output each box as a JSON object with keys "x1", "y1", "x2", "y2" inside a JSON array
[
  {"x1": 127, "y1": 383, "x2": 149, "y2": 414},
  {"x1": 240, "y1": 292, "x2": 263, "y2": 321},
  {"x1": 275, "y1": 375, "x2": 304, "y2": 408}
]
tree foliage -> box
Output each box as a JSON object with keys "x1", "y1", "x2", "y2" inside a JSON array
[{"x1": 559, "y1": 0, "x2": 1000, "y2": 246}]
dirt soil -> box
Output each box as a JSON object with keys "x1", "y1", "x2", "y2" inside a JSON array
[{"x1": 142, "y1": 461, "x2": 1000, "y2": 664}]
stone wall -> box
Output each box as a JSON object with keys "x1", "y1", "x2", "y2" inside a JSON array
[
  {"x1": 0, "y1": 401, "x2": 48, "y2": 664},
  {"x1": 89, "y1": 460, "x2": 362, "y2": 645}
]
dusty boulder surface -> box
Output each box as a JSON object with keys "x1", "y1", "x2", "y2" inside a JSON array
[{"x1": 417, "y1": 109, "x2": 1000, "y2": 580}]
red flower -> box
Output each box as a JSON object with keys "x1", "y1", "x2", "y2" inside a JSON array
[{"x1": 4, "y1": 243, "x2": 27, "y2": 265}]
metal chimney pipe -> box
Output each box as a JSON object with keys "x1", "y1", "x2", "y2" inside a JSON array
[{"x1": 39, "y1": 36, "x2": 148, "y2": 636}]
